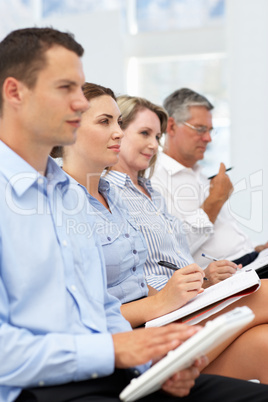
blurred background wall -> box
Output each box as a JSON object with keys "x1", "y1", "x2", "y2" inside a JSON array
[{"x1": 1, "y1": 0, "x2": 268, "y2": 245}]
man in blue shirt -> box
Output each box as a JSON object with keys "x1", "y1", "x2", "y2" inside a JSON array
[{"x1": 0, "y1": 27, "x2": 268, "y2": 402}]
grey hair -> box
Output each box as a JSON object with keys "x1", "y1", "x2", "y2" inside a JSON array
[{"x1": 163, "y1": 88, "x2": 214, "y2": 124}]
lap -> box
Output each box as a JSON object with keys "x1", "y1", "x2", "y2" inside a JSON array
[{"x1": 16, "y1": 372, "x2": 268, "y2": 402}]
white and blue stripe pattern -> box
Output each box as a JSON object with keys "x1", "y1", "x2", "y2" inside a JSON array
[{"x1": 105, "y1": 170, "x2": 194, "y2": 290}]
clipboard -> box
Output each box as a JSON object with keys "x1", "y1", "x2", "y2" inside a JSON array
[{"x1": 119, "y1": 306, "x2": 254, "y2": 402}]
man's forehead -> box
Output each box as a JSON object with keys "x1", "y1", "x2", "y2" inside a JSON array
[
  {"x1": 38, "y1": 45, "x2": 85, "y2": 83},
  {"x1": 188, "y1": 106, "x2": 212, "y2": 121}
]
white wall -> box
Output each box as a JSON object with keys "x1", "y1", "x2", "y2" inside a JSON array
[
  {"x1": 41, "y1": 10, "x2": 125, "y2": 94},
  {"x1": 226, "y1": 0, "x2": 268, "y2": 244}
]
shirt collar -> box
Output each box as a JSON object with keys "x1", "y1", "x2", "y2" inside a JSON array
[
  {"x1": 0, "y1": 140, "x2": 69, "y2": 197},
  {"x1": 67, "y1": 172, "x2": 111, "y2": 197},
  {"x1": 157, "y1": 152, "x2": 202, "y2": 176},
  {"x1": 104, "y1": 170, "x2": 129, "y2": 189},
  {"x1": 105, "y1": 170, "x2": 154, "y2": 197}
]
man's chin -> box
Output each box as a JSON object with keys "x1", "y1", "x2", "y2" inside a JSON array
[
  {"x1": 196, "y1": 152, "x2": 205, "y2": 161},
  {"x1": 63, "y1": 132, "x2": 77, "y2": 146}
]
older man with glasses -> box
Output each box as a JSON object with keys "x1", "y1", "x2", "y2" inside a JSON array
[{"x1": 151, "y1": 88, "x2": 268, "y2": 279}]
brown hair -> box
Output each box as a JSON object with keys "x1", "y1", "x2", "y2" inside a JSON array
[
  {"x1": 50, "y1": 82, "x2": 116, "y2": 158},
  {"x1": 0, "y1": 27, "x2": 84, "y2": 115}
]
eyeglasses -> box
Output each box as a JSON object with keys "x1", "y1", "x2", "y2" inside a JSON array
[{"x1": 182, "y1": 122, "x2": 216, "y2": 137}]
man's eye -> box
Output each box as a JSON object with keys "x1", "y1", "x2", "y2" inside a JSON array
[{"x1": 197, "y1": 127, "x2": 207, "y2": 133}]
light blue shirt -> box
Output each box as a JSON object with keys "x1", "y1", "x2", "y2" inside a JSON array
[
  {"x1": 68, "y1": 175, "x2": 149, "y2": 303},
  {"x1": 105, "y1": 171, "x2": 194, "y2": 290},
  {"x1": 0, "y1": 141, "x2": 142, "y2": 402}
]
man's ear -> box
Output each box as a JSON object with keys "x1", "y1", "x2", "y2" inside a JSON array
[
  {"x1": 166, "y1": 117, "x2": 178, "y2": 137},
  {"x1": 2, "y1": 77, "x2": 25, "y2": 107}
]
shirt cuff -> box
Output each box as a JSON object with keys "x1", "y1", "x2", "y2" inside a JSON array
[{"x1": 74, "y1": 333, "x2": 115, "y2": 381}]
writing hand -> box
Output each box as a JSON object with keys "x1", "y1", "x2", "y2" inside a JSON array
[{"x1": 204, "y1": 260, "x2": 241, "y2": 287}]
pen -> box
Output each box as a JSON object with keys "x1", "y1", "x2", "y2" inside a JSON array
[
  {"x1": 158, "y1": 260, "x2": 178, "y2": 271},
  {"x1": 158, "y1": 260, "x2": 208, "y2": 280},
  {"x1": 208, "y1": 167, "x2": 233, "y2": 180},
  {"x1": 201, "y1": 253, "x2": 219, "y2": 262}
]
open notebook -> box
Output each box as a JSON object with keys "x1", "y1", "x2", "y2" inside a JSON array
[
  {"x1": 146, "y1": 268, "x2": 260, "y2": 327},
  {"x1": 120, "y1": 307, "x2": 255, "y2": 402}
]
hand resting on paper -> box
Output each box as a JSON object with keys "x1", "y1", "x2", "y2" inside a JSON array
[
  {"x1": 203, "y1": 260, "x2": 242, "y2": 288},
  {"x1": 113, "y1": 323, "x2": 209, "y2": 397}
]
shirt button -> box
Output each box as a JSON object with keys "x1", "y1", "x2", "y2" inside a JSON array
[
  {"x1": 39, "y1": 381, "x2": 45, "y2": 387},
  {"x1": 91, "y1": 373, "x2": 98, "y2": 379},
  {"x1": 107, "y1": 237, "x2": 112, "y2": 241},
  {"x1": 133, "y1": 369, "x2": 140, "y2": 376},
  {"x1": 62, "y1": 240, "x2": 68, "y2": 247},
  {"x1": 125, "y1": 233, "x2": 130, "y2": 238},
  {"x1": 133, "y1": 250, "x2": 137, "y2": 254},
  {"x1": 141, "y1": 282, "x2": 145, "y2": 288},
  {"x1": 71, "y1": 285, "x2": 77, "y2": 291},
  {"x1": 133, "y1": 267, "x2": 136, "y2": 272},
  {"x1": 37, "y1": 177, "x2": 44, "y2": 185}
]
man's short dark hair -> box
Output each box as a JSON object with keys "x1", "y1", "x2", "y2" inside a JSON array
[
  {"x1": 163, "y1": 88, "x2": 214, "y2": 124},
  {"x1": 0, "y1": 27, "x2": 84, "y2": 114}
]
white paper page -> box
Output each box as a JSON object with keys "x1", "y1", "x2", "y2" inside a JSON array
[{"x1": 146, "y1": 269, "x2": 260, "y2": 328}]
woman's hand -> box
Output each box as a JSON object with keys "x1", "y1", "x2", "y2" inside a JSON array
[
  {"x1": 203, "y1": 260, "x2": 241, "y2": 287},
  {"x1": 154, "y1": 263, "x2": 205, "y2": 315}
]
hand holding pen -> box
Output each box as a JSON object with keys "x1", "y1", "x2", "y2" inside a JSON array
[
  {"x1": 155, "y1": 261, "x2": 206, "y2": 309},
  {"x1": 208, "y1": 167, "x2": 233, "y2": 180},
  {"x1": 158, "y1": 260, "x2": 208, "y2": 280},
  {"x1": 201, "y1": 253, "x2": 241, "y2": 285}
]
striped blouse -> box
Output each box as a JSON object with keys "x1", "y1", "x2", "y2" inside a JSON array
[{"x1": 105, "y1": 170, "x2": 194, "y2": 290}]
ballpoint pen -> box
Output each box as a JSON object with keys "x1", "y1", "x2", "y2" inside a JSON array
[
  {"x1": 201, "y1": 253, "x2": 219, "y2": 262},
  {"x1": 208, "y1": 167, "x2": 233, "y2": 180},
  {"x1": 158, "y1": 260, "x2": 178, "y2": 271},
  {"x1": 158, "y1": 260, "x2": 208, "y2": 280}
]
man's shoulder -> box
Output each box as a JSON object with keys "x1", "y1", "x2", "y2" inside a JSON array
[{"x1": 156, "y1": 152, "x2": 188, "y2": 172}]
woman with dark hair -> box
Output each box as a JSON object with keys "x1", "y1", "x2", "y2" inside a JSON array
[{"x1": 54, "y1": 82, "x2": 205, "y2": 328}]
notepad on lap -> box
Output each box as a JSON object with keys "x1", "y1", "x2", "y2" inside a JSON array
[
  {"x1": 146, "y1": 269, "x2": 260, "y2": 327},
  {"x1": 120, "y1": 307, "x2": 255, "y2": 402},
  {"x1": 241, "y1": 248, "x2": 268, "y2": 278}
]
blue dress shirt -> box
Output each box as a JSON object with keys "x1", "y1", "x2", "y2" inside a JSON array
[
  {"x1": 105, "y1": 171, "x2": 194, "y2": 290},
  {"x1": 68, "y1": 176, "x2": 149, "y2": 303},
  {"x1": 0, "y1": 141, "x2": 142, "y2": 402}
]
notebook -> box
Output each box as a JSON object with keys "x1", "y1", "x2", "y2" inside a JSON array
[
  {"x1": 146, "y1": 268, "x2": 260, "y2": 327},
  {"x1": 120, "y1": 306, "x2": 255, "y2": 402},
  {"x1": 241, "y1": 248, "x2": 268, "y2": 278}
]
